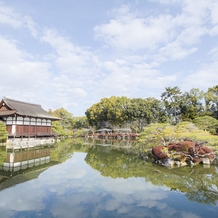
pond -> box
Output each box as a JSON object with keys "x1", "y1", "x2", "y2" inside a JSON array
[{"x1": 0, "y1": 138, "x2": 218, "y2": 218}]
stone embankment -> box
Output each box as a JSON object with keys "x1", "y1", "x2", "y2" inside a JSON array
[{"x1": 152, "y1": 141, "x2": 216, "y2": 167}]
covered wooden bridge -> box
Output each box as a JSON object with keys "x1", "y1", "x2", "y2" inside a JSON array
[
  {"x1": 84, "y1": 128, "x2": 139, "y2": 140},
  {"x1": 0, "y1": 97, "x2": 60, "y2": 138}
]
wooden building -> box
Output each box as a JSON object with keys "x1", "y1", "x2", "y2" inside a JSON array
[{"x1": 0, "y1": 97, "x2": 60, "y2": 138}]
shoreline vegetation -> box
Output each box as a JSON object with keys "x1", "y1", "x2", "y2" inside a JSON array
[{"x1": 1, "y1": 85, "x2": 218, "y2": 167}]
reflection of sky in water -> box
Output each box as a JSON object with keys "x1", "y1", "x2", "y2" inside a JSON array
[{"x1": 0, "y1": 152, "x2": 217, "y2": 218}]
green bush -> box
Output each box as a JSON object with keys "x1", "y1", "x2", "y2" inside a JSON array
[
  {"x1": 0, "y1": 121, "x2": 7, "y2": 143},
  {"x1": 193, "y1": 116, "x2": 218, "y2": 135},
  {"x1": 138, "y1": 122, "x2": 218, "y2": 153}
]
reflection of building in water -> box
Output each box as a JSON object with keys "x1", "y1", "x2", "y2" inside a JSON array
[{"x1": 0, "y1": 145, "x2": 57, "y2": 190}]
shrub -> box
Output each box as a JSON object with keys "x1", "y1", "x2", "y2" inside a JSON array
[
  {"x1": 193, "y1": 116, "x2": 218, "y2": 135},
  {"x1": 139, "y1": 122, "x2": 218, "y2": 152},
  {"x1": 0, "y1": 121, "x2": 7, "y2": 143}
]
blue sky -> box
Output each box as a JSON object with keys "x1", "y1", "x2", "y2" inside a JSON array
[{"x1": 0, "y1": 0, "x2": 218, "y2": 116}]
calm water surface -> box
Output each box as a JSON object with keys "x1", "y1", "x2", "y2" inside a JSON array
[{"x1": 0, "y1": 139, "x2": 218, "y2": 218}]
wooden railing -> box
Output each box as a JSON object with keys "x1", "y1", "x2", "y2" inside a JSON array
[{"x1": 8, "y1": 132, "x2": 57, "y2": 138}]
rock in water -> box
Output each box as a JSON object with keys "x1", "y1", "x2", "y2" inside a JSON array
[
  {"x1": 202, "y1": 158, "x2": 210, "y2": 165},
  {"x1": 162, "y1": 158, "x2": 174, "y2": 167}
]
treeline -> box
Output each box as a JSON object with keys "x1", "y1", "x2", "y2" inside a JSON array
[
  {"x1": 85, "y1": 85, "x2": 218, "y2": 133},
  {"x1": 49, "y1": 108, "x2": 89, "y2": 137}
]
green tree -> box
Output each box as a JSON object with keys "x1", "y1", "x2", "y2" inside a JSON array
[
  {"x1": 85, "y1": 96, "x2": 131, "y2": 128},
  {"x1": 193, "y1": 116, "x2": 218, "y2": 135},
  {"x1": 161, "y1": 86, "x2": 182, "y2": 124},
  {"x1": 73, "y1": 116, "x2": 89, "y2": 129},
  {"x1": 106, "y1": 96, "x2": 130, "y2": 127},
  {"x1": 0, "y1": 121, "x2": 7, "y2": 143},
  {"x1": 85, "y1": 99, "x2": 108, "y2": 127},
  {"x1": 50, "y1": 108, "x2": 75, "y2": 136},
  {"x1": 126, "y1": 98, "x2": 151, "y2": 132},
  {"x1": 205, "y1": 85, "x2": 218, "y2": 119},
  {"x1": 126, "y1": 98, "x2": 166, "y2": 132},
  {"x1": 86, "y1": 96, "x2": 167, "y2": 131},
  {"x1": 180, "y1": 88, "x2": 205, "y2": 120}
]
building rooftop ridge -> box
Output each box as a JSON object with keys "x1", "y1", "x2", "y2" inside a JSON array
[{"x1": 3, "y1": 96, "x2": 41, "y2": 107}]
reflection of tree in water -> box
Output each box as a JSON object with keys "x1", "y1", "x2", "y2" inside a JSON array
[
  {"x1": 150, "y1": 165, "x2": 218, "y2": 205},
  {"x1": 0, "y1": 146, "x2": 6, "y2": 166},
  {"x1": 16, "y1": 138, "x2": 216, "y2": 205},
  {"x1": 85, "y1": 144, "x2": 218, "y2": 205},
  {"x1": 185, "y1": 168, "x2": 218, "y2": 205},
  {"x1": 50, "y1": 138, "x2": 90, "y2": 163},
  {"x1": 85, "y1": 146, "x2": 148, "y2": 179}
]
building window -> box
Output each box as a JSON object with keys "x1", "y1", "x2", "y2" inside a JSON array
[
  {"x1": 47, "y1": 120, "x2": 51, "y2": 126},
  {"x1": 31, "y1": 118, "x2": 36, "y2": 125},
  {"x1": 6, "y1": 117, "x2": 13, "y2": 125},
  {"x1": 36, "y1": 118, "x2": 42, "y2": 126},
  {"x1": 24, "y1": 117, "x2": 30, "y2": 125},
  {"x1": 17, "y1": 117, "x2": 23, "y2": 125},
  {"x1": 42, "y1": 119, "x2": 47, "y2": 126}
]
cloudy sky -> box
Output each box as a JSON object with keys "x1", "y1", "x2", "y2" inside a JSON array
[{"x1": 0, "y1": 0, "x2": 218, "y2": 116}]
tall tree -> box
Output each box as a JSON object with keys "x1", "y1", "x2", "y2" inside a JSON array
[
  {"x1": 51, "y1": 108, "x2": 75, "y2": 130},
  {"x1": 106, "y1": 96, "x2": 130, "y2": 127},
  {"x1": 50, "y1": 108, "x2": 75, "y2": 136},
  {"x1": 126, "y1": 98, "x2": 167, "y2": 132},
  {"x1": 126, "y1": 98, "x2": 152, "y2": 132},
  {"x1": 74, "y1": 116, "x2": 89, "y2": 129},
  {"x1": 161, "y1": 86, "x2": 182, "y2": 124},
  {"x1": 86, "y1": 96, "x2": 131, "y2": 128},
  {"x1": 205, "y1": 85, "x2": 218, "y2": 119},
  {"x1": 180, "y1": 88, "x2": 205, "y2": 120}
]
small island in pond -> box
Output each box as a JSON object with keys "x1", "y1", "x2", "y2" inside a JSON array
[{"x1": 152, "y1": 140, "x2": 216, "y2": 167}]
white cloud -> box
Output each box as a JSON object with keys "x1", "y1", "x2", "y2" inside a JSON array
[
  {"x1": 0, "y1": 3, "x2": 23, "y2": 28},
  {"x1": 94, "y1": 1, "x2": 218, "y2": 65},
  {"x1": 23, "y1": 15, "x2": 39, "y2": 38},
  {"x1": 209, "y1": 1, "x2": 218, "y2": 24},
  {"x1": 95, "y1": 5, "x2": 174, "y2": 51},
  {"x1": 0, "y1": 36, "x2": 51, "y2": 93},
  {"x1": 209, "y1": 46, "x2": 218, "y2": 60},
  {"x1": 181, "y1": 59, "x2": 218, "y2": 91},
  {"x1": 156, "y1": 42, "x2": 198, "y2": 61},
  {"x1": 41, "y1": 28, "x2": 98, "y2": 76},
  {"x1": 0, "y1": 3, "x2": 39, "y2": 37}
]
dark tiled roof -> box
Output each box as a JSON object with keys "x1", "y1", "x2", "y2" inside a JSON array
[
  {"x1": 0, "y1": 110, "x2": 16, "y2": 116},
  {"x1": 1, "y1": 97, "x2": 60, "y2": 120}
]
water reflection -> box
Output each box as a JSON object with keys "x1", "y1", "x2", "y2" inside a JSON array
[
  {"x1": 84, "y1": 140, "x2": 218, "y2": 205},
  {"x1": 0, "y1": 144, "x2": 58, "y2": 191},
  {"x1": 0, "y1": 139, "x2": 217, "y2": 218}
]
